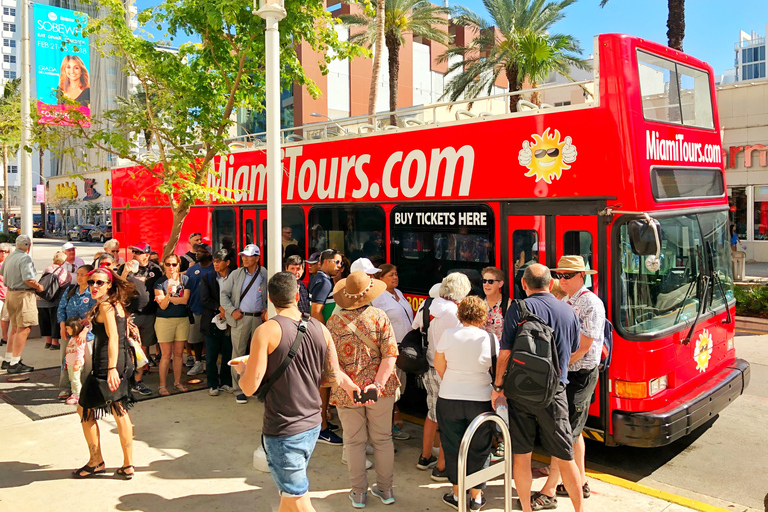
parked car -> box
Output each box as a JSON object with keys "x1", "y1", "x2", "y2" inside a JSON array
[
  {"x1": 33, "y1": 223, "x2": 45, "y2": 238},
  {"x1": 88, "y1": 224, "x2": 112, "y2": 242},
  {"x1": 67, "y1": 224, "x2": 96, "y2": 241}
]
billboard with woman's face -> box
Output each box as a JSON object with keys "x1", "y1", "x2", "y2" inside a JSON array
[{"x1": 34, "y1": 5, "x2": 90, "y2": 126}]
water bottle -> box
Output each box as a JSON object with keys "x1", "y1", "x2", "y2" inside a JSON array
[{"x1": 495, "y1": 398, "x2": 510, "y2": 428}]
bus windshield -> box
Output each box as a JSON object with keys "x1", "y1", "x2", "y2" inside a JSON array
[{"x1": 617, "y1": 211, "x2": 733, "y2": 336}]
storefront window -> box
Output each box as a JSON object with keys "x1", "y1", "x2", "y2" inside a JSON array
[
  {"x1": 728, "y1": 187, "x2": 747, "y2": 240},
  {"x1": 754, "y1": 186, "x2": 768, "y2": 240}
]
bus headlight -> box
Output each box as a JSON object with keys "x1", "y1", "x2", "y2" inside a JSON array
[{"x1": 648, "y1": 375, "x2": 668, "y2": 397}]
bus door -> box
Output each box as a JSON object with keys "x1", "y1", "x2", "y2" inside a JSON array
[
  {"x1": 240, "y1": 207, "x2": 268, "y2": 265},
  {"x1": 505, "y1": 213, "x2": 547, "y2": 299}
]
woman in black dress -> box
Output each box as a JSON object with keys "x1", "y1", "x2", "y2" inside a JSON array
[{"x1": 74, "y1": 267, "x2": 137, "y2": 479}]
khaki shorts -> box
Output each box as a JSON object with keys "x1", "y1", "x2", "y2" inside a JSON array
[
  {"x1": 6, "y1": 290, "x2": 38, "y2": 329},
  {"x1": 154, "y1": 316, "x2": 190, "y2": 344}
]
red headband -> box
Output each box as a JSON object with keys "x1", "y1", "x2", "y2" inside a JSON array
[{"x1": 87, "y1": 268, "x2": 113, "y2": 282}]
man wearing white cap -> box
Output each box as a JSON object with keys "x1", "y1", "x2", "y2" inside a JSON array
[
  {"x1": 220, "y1": 243, "x2": 268, "y2": 404},
  {"x1": 61, "y1": 242, "x2": 84, "y2": 277}
]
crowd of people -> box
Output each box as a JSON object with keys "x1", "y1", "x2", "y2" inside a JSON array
[{"x1": 0, "y1": 233, "x2": 605, "y2": 512}]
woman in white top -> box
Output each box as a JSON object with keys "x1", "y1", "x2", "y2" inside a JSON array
[
  {"x1": 434, "y1": 296, "x2": 498, "y2": 510},
  {"x1": 371, "y1": 264, "x2": 414, "y2": 440}
]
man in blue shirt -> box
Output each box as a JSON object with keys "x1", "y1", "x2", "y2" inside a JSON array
[
  {"x1": 185, "y1": 242, "x2": 215, "y2": 377},
  {"x1": 491, "y1": 264, "x2": 585, "y2": 512}
]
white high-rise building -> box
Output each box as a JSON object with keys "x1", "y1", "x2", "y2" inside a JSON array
[{"x1": 735, "y1": 25, "x2": 767, "y2": 82}]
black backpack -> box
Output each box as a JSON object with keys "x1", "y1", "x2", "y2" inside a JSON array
[
  {"x1": 397, "y1": 297, "x2": 433, "y2": 376},
  {"x1": 503, "y1": 299, "x2": 561, "y2": 407},
  {"x1": 36, "y1": 267, "x2": 66, "y2": 303}
]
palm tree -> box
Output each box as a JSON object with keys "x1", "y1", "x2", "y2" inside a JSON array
[
  {"x1": 600, "y1": 0, "x2": 685, "y2": 51},
  {"x1": 441, "y1": 0, "x2": 587, "y2": 112},
  {"x1": 369, "y1": 0, "x2": 386, "y2": 116},
  {"x1": 341, "y1": 0, "x2": 451, "y2": 124},
  {"x1": 0, "y1": 78, "x2": 20, "y2": 235}
]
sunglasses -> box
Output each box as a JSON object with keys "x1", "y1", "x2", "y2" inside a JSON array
[
  {"x1": 109, "y1": 250, "x2": 120, "y2": 254},
  {"x1": 131, "y1": 250, "x2": 144, "y2": 255},
  {"x1": 88, "y1": 280, "x2": 109, "y2": 287},
  {"x1": 534, "y1": 148, "x2": 560, "y2": 159},
  {"x1": 482, "y1": 279, "x2": 499, "y2": 284},
  {"x1": 554, "y1": 272, "x2": 580, "y2": 280},
  {"x1": 165, "y1": 262, "x2": 179, "y2": 267}
]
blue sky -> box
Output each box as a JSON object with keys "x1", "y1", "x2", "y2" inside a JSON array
[{"x1": 135, "y1": 0, "x2": 764, "y2": 76}]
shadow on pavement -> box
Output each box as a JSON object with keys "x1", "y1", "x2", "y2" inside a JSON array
[{"x1": 0, "y1": 461, "x2": 75, "y2": 488}]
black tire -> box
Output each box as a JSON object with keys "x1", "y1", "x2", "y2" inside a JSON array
[
  {"x1": 86, "y1": 234, "x2": 92, "y2": 242},
  {"x1": 67, "y1": 234, "x2": 71, "y2": 241}
]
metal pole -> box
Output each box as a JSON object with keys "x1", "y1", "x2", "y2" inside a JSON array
[
  {"x1": 256, "y1": 1, "x2": 286, "y2": 318},
  {"x1": 19, "y1": 0, "x2": 33, "y2": 242}
]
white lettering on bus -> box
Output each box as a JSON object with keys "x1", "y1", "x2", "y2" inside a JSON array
[
  {"x1": 646, "y1": 130, "x2": 721, "y2": 164},
  {"x1": 285, "y1": 146, "x2": 303, "y2": 200},
  {"x1": 351, "y1": 155, "x2": 371, "y2": 199},
  {"x1": 298, "y1": 160, "x2": 317, "y2": 200},
  {"x1": 427, "y1": 146, "x2": 475, "y2": 196},
  {"x1": 382, "y1": 152, "x2": 403, "y2": 197},
  {"x1": 401, "y1": 150, "x2": 427, "y2": 198}
]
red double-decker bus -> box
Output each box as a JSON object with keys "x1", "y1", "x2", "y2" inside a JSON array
[{"x1": 112, "y1": 34, "x2": 749, "y2": 447}]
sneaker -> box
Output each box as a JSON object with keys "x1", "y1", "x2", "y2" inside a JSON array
[
  {"x1": 187, "y1": 361, "x2": 205, "y2": 376},
  {"x1": 1, "y1": 360, "x2": 9, "y2": 371},
  {"x1": 431, "y1": 466, "x2": 449, "y2": 482},
  {"x1": 470, "y1": 496, "x2": 487, "y2": 511},
  {"x1": 317, "y1": 428, "x2": 343, "y2": 446},
  {"x1": 392, "y1": 425, "x2": 410, "y2": 440},
  {"x1": 236, "y1": 393, "x2": 248, "y2": 404},
  {"x1": 209, "y1": 387, "x2": 220, "y2": 396},
  {"x1": 442, "y1": 493, "x2": 461, "y2": 510},
  {"x1": 349, "y1": 491, "x2": 367, "y2": 509},
  {"x1": 327, "y1": 421, "x2": 339, "y2": 432},
  {"x1": 132, "y1": 381, "x2": 153, "y2": 396},
  {"x1": 185, "y1": 355, "x2": 195, "y2": 367},
  {"x1": 416, "y1": 455, "x2": 438, "y2": 470},
  {"x1": 65, "y1": 394, "x2": 79, "y2": 405},
  {"x1": 147, "y1": 358, "x2": 157, "y2": 368},
  {"x1": 371, "y1": 483, "x2": 395, "y2": 505},
  {"x1": 342, "y1": 447, "x2": 374, "y2": 469},
  {"x1": 7, "y1": 361, "x2": 33, "y2": 374},
  {"x1": 220, "y1": 385, "x2": 235, "y2": 394},
  {"x1": 58, "y1": 390, "x2": 71, "y2": 400}
]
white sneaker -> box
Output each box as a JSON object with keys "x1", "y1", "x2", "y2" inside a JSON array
[
  {"x1": 342, "y1": 446, "x2": 374, "y2": 469},
  {"x1": 220, "y1": 385, "x2": 235, "y2": 394},
  {"x1": 187, "y1": 361, "x2": 205, "y2": 376},
  {"x1": 208, "y1": 387, "x2": 220, "y2": 396}
]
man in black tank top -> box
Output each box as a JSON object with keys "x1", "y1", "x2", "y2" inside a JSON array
[{"x1": 234, "y1": 272, "x2": 359, "y2": 510}]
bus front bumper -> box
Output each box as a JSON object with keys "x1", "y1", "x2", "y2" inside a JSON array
[{"x1": 611, "y1": 358, "x2": 750, "y2": 448}]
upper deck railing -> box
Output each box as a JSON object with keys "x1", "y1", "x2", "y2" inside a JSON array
[{"x1": 225, "y1": 79, "x2": 596, "y2": 151}]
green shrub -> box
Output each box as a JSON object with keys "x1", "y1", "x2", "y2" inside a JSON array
[
  {"x1": 0, "y1": 232, "x2": 17, "y2": 243},
  {"x1": 734, "y1": 285, "x2": 768, "y2": 318}
]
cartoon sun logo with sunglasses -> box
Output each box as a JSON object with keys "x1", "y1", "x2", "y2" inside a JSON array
[{"x1": 518, "y1": 128, "x2": 577, "y2": 184}]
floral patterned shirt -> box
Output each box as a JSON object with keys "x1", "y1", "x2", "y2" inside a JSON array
[
  {"x1": 483, "y1": 298, "x2": 504, "y2": 341},
  {"x1": 327, "y1": 305, "x2": 400, "y2": 407}
]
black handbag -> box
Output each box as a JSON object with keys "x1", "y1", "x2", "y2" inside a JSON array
[
  {"x1": 79, "y1": 318, "x2": 136, "y2": 420},
  {"x1": 396, "y1": 298, "x2": 433, "y2": 376}
]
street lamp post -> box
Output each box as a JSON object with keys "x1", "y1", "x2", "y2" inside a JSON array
[
  {"x1": 255, "y1": 0, "x2": 286, "y2": 319},
  {"x1": 19, "y1": 0, "x2": 33, "y2": 241}
]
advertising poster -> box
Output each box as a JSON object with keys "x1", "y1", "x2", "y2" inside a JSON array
[{"x1": 34, "y1": 4, "x2": 90, "y2": 126}]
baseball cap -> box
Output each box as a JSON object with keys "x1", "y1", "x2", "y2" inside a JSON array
[
  {"x1": 129, "y1": 243, "x2": 151, "y2": 254},
  {"x1": 62, "y1": 242, "x2": 75, "y2": 250},
  {"x1": 306, "y1": 252, "x2": 321, "y2": 264},
  {"x1": 195, "y1": 242, "x2": 213, "y2": 254},
  {"x1": 239, "y1": 244, "x2": 261, "y2": 257},
  {"x1": 350, "y1": 258, "x2": 381, "y2": 275}
]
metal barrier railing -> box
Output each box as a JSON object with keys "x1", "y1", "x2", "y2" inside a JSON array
[{"x1": 457, "y1": 412, "x2": 513, "y2": 512}]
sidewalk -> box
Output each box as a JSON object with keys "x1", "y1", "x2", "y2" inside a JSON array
[{"x1": 0, "y1": 342, "x2": 753, "y2": 512}]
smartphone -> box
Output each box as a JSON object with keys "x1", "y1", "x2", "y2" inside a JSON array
[{"x1": 353, "y1": 388, "x2": 378, "y2": 404}]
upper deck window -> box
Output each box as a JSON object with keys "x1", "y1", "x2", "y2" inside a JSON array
[{"x1": 637, "y1": 50, "x2": 714, "y2": 130}]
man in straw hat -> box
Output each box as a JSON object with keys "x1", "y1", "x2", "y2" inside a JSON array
[
  {"x1": 235, "y1": 272, "x2": 359, "y2": 512},
  {"x1": 536, "y1": 255, "x2": 605, "y2": 507},
  {"x1": 327, "y1": 270, "x2": 401, "y2": 507}
]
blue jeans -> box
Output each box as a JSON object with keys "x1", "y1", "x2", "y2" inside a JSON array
[
  {"x1": 205, "y1": 327, "x2": 233, "y2": 389},
  {"x1": 262, "y1": 425, "x2": 321, "y2": 497}
]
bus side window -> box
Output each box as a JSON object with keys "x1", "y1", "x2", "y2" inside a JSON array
[
  {"x1": 282, "y1": 206, "x2": 305, "y2": 260},
  {"x1": 245, "y1": 219, "x2": 254, "y2": 246},
  {"x1": 212, "y1": 207, "x2": 236, "y2": 255},
  {"x1": 308, "y1": 205, "x2": 385, "y2": 264},
  {"x1": 563, "y1": 230, "x2": 594, "y2": 289}
]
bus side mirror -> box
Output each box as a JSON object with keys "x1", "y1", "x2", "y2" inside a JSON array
[{"x1": 628, "y1": 218, "x2": 662, "y2": 256}]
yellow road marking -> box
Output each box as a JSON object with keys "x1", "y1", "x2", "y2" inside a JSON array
[{"x1": 736, "y1": 328, "x2": 768, "y2": 335}]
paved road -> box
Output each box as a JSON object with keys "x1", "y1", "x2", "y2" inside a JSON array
[{"x1": 585, "y1": 333, "x2": 768, "y2": 510}]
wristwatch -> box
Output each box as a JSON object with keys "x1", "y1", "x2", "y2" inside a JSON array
[
  {"x1": 492, "y1": 385, "x2": 504, "y2": 393},
  {"x1": 374, "y1": 381, "x2": 384, "y2": 392}
]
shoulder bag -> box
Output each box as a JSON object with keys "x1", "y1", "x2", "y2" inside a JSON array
[{"x1": 254, "y1": 312, "x2": 310, "y2": 402}]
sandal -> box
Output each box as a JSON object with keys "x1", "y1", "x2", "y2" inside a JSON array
[
  {"x1": 73, "y1": 461, "x2": 106, "y2": 479},
  {"x1": 174, "y1": 382, "x2": 189, "y2": 393},
  {"x1": 556, "y1": 482, "x2": 590, "y2": 498},
  {"x1": 158, "y1": 386, "x2": 170, "y2": 396},
  {"x1": 115, "y1": 465, "x2": 135, "y2": 480},
  {"x1": 529, "y1": 492, "x2": 557, "y2": 511}
]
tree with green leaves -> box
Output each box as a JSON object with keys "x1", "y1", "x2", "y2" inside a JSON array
[
  {"x1": 441, "y1": 0, "x2": 586, "y2": 112},
  {"x1": 341, "y1": 0, "x2": 451, "y2": 123},
  {"x1": 36, "y1": 0, "x2": 363, "y2": 257},
  {"x1": 0, "y1": 78, "x2": 20, "y2": 235},
  {"x1": 600, "y1": 0, "x2": 685, "y2": 51}
]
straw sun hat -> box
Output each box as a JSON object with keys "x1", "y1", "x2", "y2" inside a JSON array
[
  {"x1": 552, "y1": 255, "x2": 597, "y2": 275},
  {"x1": 332, "y1": 270, "x2": 387, "y2": 310}
]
